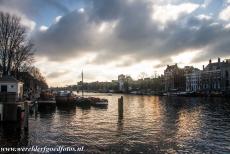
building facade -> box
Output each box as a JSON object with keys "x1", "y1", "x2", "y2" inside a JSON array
[
  {"x1": 201, "y1": 59, "x2": 222, "y2": 93},
  {"x1": 221, "y1": 59, "x2": 230, "y2": 94},
  {"x1": 164, "y1": 64, "x2": 186, "y2": 91},
  {"x1": 186, "y1": 69, "x2": 202, "y2": 92},
  {"x1": 199, "y1": 58, "x2": 230, "y2": 94},
  {"x1": 118, "y1": 74, "x2": 125, "y2": 92}
]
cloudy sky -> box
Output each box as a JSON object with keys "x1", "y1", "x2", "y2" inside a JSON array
[{"x1": 1, "y1": 0, "x2": 230, "y2": 86}]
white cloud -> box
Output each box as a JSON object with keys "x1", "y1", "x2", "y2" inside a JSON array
[
  {"x1": 20, "y1": 15, "x2": 36, "y2": 31},
  {"x1": 219, "y1": 6, "x2": 230, "y2": 21},
  {"x1": 97, "y1": 21, "x2": 118, "y2": 33},
  {"x1": 225, "y1": 23, "x2": 230, "y2": 29},
  {"x1": 55, "y1": 16, "x2": 62, "y2": 22},
  {"x1": 201, "y1": 0, "x2": 212, "y2": 8},
  {"x1": 39, "y1": 25, "x2": 48, "y2": 32},
  {"x1": 171, "y1": 50, "x2": 201, "y2": 65},
  {"x1": 196, "y1": 14, "x2": 212, "y2": 20},
  {"x1": 0, "y1": 6, "x2": 36, "y2": 31},
  {"x1": 152, "y1": 3, "x2": 199, "y2": 25},
  {"x1": 78, "y1": 8, "x2": 85, "y2": 13}
]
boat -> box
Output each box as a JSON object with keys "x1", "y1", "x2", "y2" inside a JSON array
[
  {"x1": 37, "y1": 90, "x2": 56, "y2": 110},
  {"x1": 75, "y1": 70, "x2": 108, "y2": 108},
  {"x1": 76, "y1": 97, "x2": 91, "y2": 107},
  {"x1": 88, "y1": 97, "x2": 108, "y2": 107},
  {"x1": 163, "y1": 92, "x2": 177, "y2": 96},
  {"x1": 176, "y1": 91, "x2": 189, "y2": 97},
  {"x1": 55, "y1": 90, "x2": 76, "y2": 106}
]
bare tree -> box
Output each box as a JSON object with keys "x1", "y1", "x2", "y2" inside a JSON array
[
  {"x1": 29, "y1": 66, "x2": 46, "y2": 83},
  {"x1": 0, "y1": 12, "x2": 34, "y2": 76},
  {"x1": 138, "y1": 72, "x2": 148, "y2": 80},
  {"x1": 12, "y1": 41, "x2": 35, "y2": 78}
]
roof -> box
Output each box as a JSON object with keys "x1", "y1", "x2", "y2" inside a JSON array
[
  {"x1": 165, "y1": 64, "x2": 180, "y2": 72},
  {"x1": 204, "y1": 62, "x2": 223, "y2": 71},
  {"x1": 0, "y1": 75, "x2": 20, "y2": 83}
]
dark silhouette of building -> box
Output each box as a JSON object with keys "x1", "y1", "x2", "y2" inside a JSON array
[
  {"x1": 164, "y1": 64, "x2": 186, "y2": 91},
  {"x1": 201, "y1": 58, "x2": 222, "y2": 93},
  {"x1": 221, "y1": 59, "x2": 230, "y2": 94}
]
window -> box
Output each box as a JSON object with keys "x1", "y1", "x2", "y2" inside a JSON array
[{"x1": 1, "y1": 85, "x2": 7, "y2": 92}]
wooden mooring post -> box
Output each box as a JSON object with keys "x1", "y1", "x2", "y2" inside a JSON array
[{"x1": 118, "y1": 96, "x2": 123, "y2": 117}]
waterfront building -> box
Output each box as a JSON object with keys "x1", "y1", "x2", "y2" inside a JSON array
[
  {"x1": 118, "y1": 74, "x2": 126, "y2": 92},
  {"x1": 118, "y1": 74, "x2": 133, "y2": 92},
  {"x1": 201, "y1": 58, "x2": 222, "y2": 93},
  {"x1": 186, "y1": 69, "x2": 202, "y2": 92},
  {"x1": 164, "y1": 64, "x2": 186, "y2": 91},
  {"x1": 220, "y1": 59, "x2": 230, "y2": 94}
]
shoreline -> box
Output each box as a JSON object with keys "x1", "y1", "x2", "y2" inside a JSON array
[{"x1": 73, "y1": 91, "x2": 230, "y2": 98}]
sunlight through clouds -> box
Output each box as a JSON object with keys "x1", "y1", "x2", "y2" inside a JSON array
[
  {"x1": 152, "y1": 3, "x2": 199, "y2": 25},
  {"x1": 171, "y1": 50, "x2": 201, "y2": 65}
]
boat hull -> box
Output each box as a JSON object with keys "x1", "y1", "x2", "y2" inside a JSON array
[{"x1": 55, "y1": 96, "x2": 75, "y2": 107}]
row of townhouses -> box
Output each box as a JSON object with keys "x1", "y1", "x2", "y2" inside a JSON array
[{"x1": 164, "y1": 58, "x2": 230, "y2": 94}]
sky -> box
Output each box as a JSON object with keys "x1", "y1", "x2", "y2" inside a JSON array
[{"x1": 1, "y1": 0, "x2": 230, "y2": 86}]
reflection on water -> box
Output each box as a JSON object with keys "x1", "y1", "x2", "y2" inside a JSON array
[{"x1": 1, "y1": 94, "x2": 230, "y2": 153}]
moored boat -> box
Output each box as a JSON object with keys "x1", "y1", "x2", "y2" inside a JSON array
[
  {"x1": 88, "y1": 97, "x2": 108, "y2": 107},
  {"x1": 76, "y1": 96, "x2": 108, "y2": 107},
  {"x1": 55, "y1": 91, "x2": 76, "y2": 106},
  {"x1": 37, "y1": 90, "x2": 56, "y2": 110},
  {"x1": 75, "y1": 97, "x2": 91, "y2": 107}
]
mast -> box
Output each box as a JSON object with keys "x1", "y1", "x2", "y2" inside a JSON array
[{"x1": 82, "y1": 70, "x2": 84, "y2": 97}]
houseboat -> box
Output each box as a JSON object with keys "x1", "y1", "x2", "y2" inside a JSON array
[
  {"x1": 88, "y1": 97, "x2": 108, "y2": 107},
  {"x1": 37, "y1": 90, "x2": 56, "y2": 111},
  {"x1": 55, "y1": 90, "x2": 76, "y2": 106}
]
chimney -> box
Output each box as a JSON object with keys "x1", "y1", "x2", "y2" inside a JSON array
[
  {"x1": 203, "y1": 65, "x2": 204, "y2": 70},
  {"x1": 209, "y1": 59, "x2": 212, "y2": 64},
  {"x1": 218, "y1": 57, "x2": 220, "y2": 63}
]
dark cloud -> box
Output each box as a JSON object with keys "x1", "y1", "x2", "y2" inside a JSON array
[
  {"x1": 2, "y1": 0, "x2": 230, "y2": 66},
  {"x1": 87, "y1": 0, "x2": 123, "y2": 21},
  {"x1": 0, "y1": 0, "x2": 69, "y2": 16}
]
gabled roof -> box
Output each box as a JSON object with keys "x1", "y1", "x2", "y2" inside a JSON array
[
  {"x1": 0, "y1": 75, "x2": 20, "y2": 83},
  {"x1": 165, "y1": 64, "x2": 180, "y2": 72}
]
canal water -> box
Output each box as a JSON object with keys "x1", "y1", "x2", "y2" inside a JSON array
[{"x1": 1, "y1": 94, "x2": 230, "y2": 153}]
